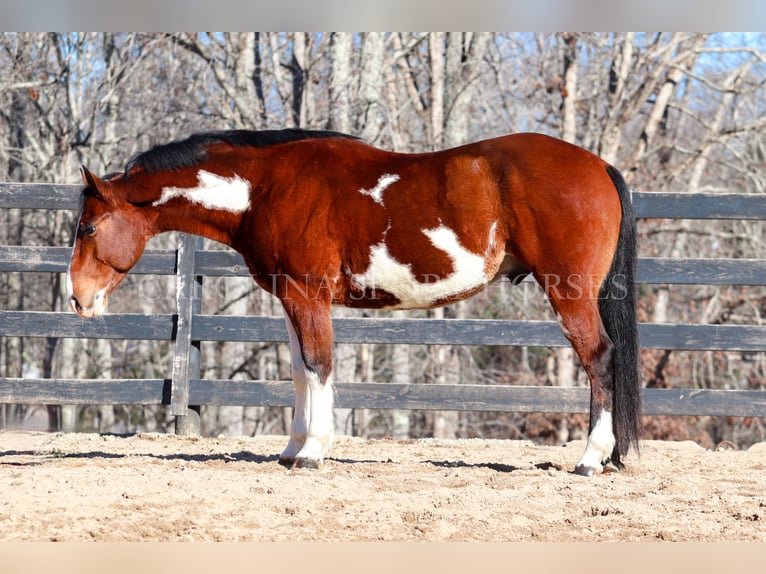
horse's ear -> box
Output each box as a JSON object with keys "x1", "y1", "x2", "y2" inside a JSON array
[{"x1": 81, "y1": 166, "x2": 116, "y2": 203}]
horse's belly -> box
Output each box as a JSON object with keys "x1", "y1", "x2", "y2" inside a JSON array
[{"x1": 347, "y1": 224, "x2": 500, "y2": 310}]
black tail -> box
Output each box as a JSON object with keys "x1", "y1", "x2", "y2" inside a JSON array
[{"x1": 600, "y1": 165, "x2": 642, "y2": 464}]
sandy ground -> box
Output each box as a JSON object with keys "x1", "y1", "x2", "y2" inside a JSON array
[{"x1": 0, "y1": 430, "x2": 764, "y2": 542}]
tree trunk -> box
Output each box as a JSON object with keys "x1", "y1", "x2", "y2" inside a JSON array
[
  {"x1": 444, "y1": 32, "x2": 491, "y2": 146},
  {"x1": 628, "y1": 35, "x2": 708, "y2": 170},
  {"x1": 330, "y1": 32, "x2": 353, "y2": 134},
  {"x1": 600, "y1": 32, "x2": 635, "y2": 164},
  {"x1": 357, "y1": 32, "x2": 386, "y2": 143},
  {"x1": 429, "y1": 32, "x2": 445, "y2": 147},
  {"x1": 554, "y1": 32, "x2": 580, "y2": 443},
  {"x1": 290, "y1": 32, "x2": 308, "y2": 127}
]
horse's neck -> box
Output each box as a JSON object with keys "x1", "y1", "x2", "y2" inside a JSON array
[
  {"x1": 154, "y1": 206, "x2": 240, "y2": 247},
  {"x1": 125, "y1": 158, "x2": 264, "y2": 246},
  {"x1": 133, "y1": 169, "x2": 253, "y2": 247}
]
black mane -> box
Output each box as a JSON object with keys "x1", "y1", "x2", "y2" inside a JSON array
[{"x1": 125, "y1": 129, "x2": 360, "y2": 175}]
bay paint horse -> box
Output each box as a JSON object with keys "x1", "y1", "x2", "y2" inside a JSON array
[{"x1": 67, "y1": 129, "x2": 641, "y2": 476}]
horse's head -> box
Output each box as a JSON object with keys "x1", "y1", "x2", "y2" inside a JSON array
[{"x1": 67, "y1": 167, "x2": 153, "y2": 318}]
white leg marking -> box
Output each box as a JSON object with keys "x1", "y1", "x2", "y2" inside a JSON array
[
  {"x1": 359, "y1": 173, "x2": 400, "y2": 205},
  {"x1": 280, "y1": 309, "x2": 334, "y2": 466},
  {"x1": 281, "y1": 310, "x2": 308, "y2": 461},
  {"x1": 352, "y1": 224, "x2": 488, "y2": 308},
  {"x1": 153, "y1": 170, "x2": 251, "y2": 213},
  {"x1": 576, "y1": 411, "x2": 616, "y2": 474},
  {"x1": 296, "y1": 371, "x2": 335, "y2": 463}
]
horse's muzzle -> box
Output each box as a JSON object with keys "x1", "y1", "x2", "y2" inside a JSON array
[{"x1": 68, "y1": 292, "x2": 107, "y2": 318}]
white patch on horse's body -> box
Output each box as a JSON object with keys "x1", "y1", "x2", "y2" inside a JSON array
[
  {"x1": 352, "y1": 223, "x2": 489, "y2": 309},
  {"x1": 358, "y1": 173, "x2": 400, "y2": 205},
  {"x1": 153, "y1": 170, "x2": 251, "y2": 213},
  {"x1": 485, "y1": 221, "x2": 498, "y2": 256},
  {"x1": 280, "y1": 310, "x2": 334, "y2": 466},
  {"x1": 575, "y1": 411, "x2": 616, "y2": 475}
]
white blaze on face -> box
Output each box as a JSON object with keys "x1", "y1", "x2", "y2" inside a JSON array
[
  {"x1": 352, "y1": 224, "x2": 488, "y2": 308},
  {"x1": 66, "y1": 272, "x2": 74, "y2": 303},
  {"x1": 153, "y1": 170, "x2": 251, "y2": 213},
  {"x1": 358, "y1": 173, "x2": 400, "y2": 206}
]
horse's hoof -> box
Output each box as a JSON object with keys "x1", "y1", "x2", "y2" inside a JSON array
[
  {"x1": 573, "y1": 464, "x2": 598, "y2": 477},
  {"x1": 278, "y1": 456, "x2": 294, "y2": 468},
  {"x1": 292, "y1": 457, "x2": 321, "y2": 469}
]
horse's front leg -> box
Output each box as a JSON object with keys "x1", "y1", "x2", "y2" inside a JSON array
[{"x1": 278, "y1": 296, "x2": 335, "y2": 469}]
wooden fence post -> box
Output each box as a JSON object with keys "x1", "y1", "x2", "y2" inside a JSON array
[{"x1": 171, "y1": 234, "x2": 203, "y2": 435}]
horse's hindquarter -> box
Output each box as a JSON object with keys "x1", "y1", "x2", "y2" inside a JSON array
[{"x1": 487, "y1": 134, "x2": 624, "y2": 283}]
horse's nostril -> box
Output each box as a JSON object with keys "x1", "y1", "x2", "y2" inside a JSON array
[{"x1": 69, "y1": 295, "x2": 82, "y2": 312}]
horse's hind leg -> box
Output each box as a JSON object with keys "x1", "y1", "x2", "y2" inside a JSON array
[
  {"x1": 278, "y1": 296, "x2": 335, "y2": 469},
  {"x1": 541, "y1": 276, "x2": 617, "y2": 476}
]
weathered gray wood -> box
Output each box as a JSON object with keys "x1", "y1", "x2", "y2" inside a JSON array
[
  {"x1": 4, "y1": 184, "x2": 766, "y2": 220},
  {"x1": 0, "y1": 311, "x2": 176, "y2": 340},
  {"x1": 0, "y1": 246, "x2": 74, "y2": 273},
  {"x1": 187, "y1": 381, "x2": 766, "y2": 417},
  {"x1": 195, "y1": 250, "x2": 250, "y2": 277},
  {"x1": 175, "y1": 407, "x2": 201, "y2": 436},
  {"x1": 2, "y1": 378, "x2": 765, "y2": 417},
  {"x1": 632, "y1": 191, "x2": 766, "y2": 220},
  {"x1": 0, "y1": 245, "x2": 177, "y2": 274},
  {"x1": 170, "y1": 234, "x2": 200, "y2": 417},
  {"x1": 185, "y1": 380, "x2": 589, "y2": 412},
  {"x1": 0, "y1": 183, "x2": 82, "y2": 209},
  {"x1": 194, "y1": 250, "x2": 766, "y2": 286},
  {"x1": 190, "y1": 315, "x2": 766, "y2": 352},
  {"x1": 638, "y1": 257, "x2": 766, "y2": 285},
  {"x1": 642, "y1": 388, "x2": 766, "y2": 417},
  {"x1": 4, "y1": 246, "x2": 764, "y2": 287},
  {"x1": 639, "y1": 323, "x2": 766, "y2": 352},
  {"x1": 0, "y1": 378, "x2": 170, "y2": 404},
  {"x1": 5, "y1": 311, "x2": 765, "y2": 352},
  {"x1": 190, "y1": 315, "x2": 569, "y2": 346}
]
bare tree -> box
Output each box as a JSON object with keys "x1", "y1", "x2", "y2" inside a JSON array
[{"x1": 2, "y1": 32, "x2": 763, "y2": 446}]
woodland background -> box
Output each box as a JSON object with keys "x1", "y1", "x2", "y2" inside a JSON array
[{"x1": 1, "y1": 32, "x2": 764, "y2": 447}]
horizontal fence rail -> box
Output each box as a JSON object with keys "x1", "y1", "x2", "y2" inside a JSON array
[
  {"x1": 1, "y1": 183, "x2": 765, "y2": 421},
  {"x1": 2, "y1": 311, "x2": 764, "y2": 351},
  {"x1": 2, "y1": 380, "x2": 765, "y2": 418},
  {"x1": 4, "y1": 185, "x2": 766, "y2": 218},
  {"x1": 4, "y1": 246, "x2": 766, "y2": 286}
]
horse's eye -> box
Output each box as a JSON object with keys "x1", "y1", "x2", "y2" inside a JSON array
[{"x1": 81, "y1": 224, "x2": 97, "y2": 238}]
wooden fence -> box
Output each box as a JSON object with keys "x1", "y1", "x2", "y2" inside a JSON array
[{"x1": 1, "y1": 182, "x2": 765, "y2": 432}]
